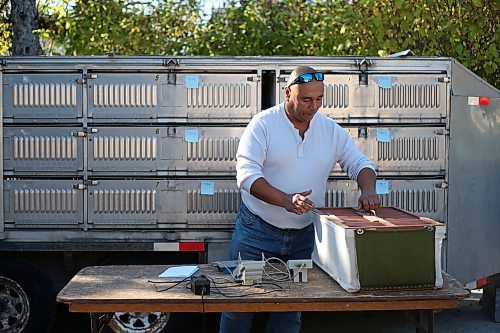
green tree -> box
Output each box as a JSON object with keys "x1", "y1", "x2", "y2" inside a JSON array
[
  {"x1": 0, "y1": 0, "x2": 498, "y2": 87},
  {"x1": 55, "y1": 0, "x2": 201, "y2": 55},
  {"x1": 193, "y1": 0, "x2": 499, "y2": 87}
]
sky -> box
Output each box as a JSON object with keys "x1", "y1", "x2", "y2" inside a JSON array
[{"x1": 201, "y1": 0, "x2": 226, "y2": 16}]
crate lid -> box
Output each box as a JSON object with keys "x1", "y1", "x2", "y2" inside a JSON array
[{"x1": 316, "y1": 207, "x2": 444, "y2": 229}]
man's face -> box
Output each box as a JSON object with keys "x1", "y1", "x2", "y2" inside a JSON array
[{"x1": 285, "y1": 80, "x2": 324, "y2": 123}]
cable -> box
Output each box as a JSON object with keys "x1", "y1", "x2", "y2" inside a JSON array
[{"x1": 148, "y1": 276, "x2": 190, "y2": 292}]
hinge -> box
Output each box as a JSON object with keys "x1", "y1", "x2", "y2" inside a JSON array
[
  {"x1": 71, "y1": 131, "x2": 86, "y2": 137},
  {"x1": 76, "y1": 73, "x2": 98, "y2": 84},
  {"x1": 358, "y1": 126, "x2": 368, "y2": 138},
  {"x1": 71, "y1": 127, "x2": 97, "y2": 136},
  {"x1": 356, "y1": 58, "x2": 373, "y2": 85},
  {"x1": 277, "y1": 76, "x2": 287, "y2": 83},
  {"x1": 438, "y1": 77, "x2": 450, "y2": 83},
  {"x1": 73, "y1": 180, "x2": 99, "y2": 190},
  {"x1": 435, "y1": 182, "x2": 448, "y2": 189},
  {"x1": 163, "y1": 58, "x2": 179, "y2": 67},
  {"x1": 435, "y1": 129, "x2": 449, "y2": 135},
  {"x1": 246, "y1": 75, "x2": 260, "y2": 82}
]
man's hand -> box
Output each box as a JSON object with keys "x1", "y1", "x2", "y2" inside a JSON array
[
  {"x1": 283, "y1": 189, "x2": 314, "y2": 215},
  {"x1": 357, "y1": 189, "x2": 380, "y2": 211}
]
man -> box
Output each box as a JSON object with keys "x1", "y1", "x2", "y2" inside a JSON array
[{"x1": 219, "y1": 66, "x2": 380, "y2": 333}]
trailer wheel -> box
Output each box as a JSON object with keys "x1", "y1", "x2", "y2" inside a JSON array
[
  {"x1": 0, "y1": 259, "x2": 54, "y2": 333},
  {"x1": 107, "y1": 311, "x2": 170, "y2": 333}
]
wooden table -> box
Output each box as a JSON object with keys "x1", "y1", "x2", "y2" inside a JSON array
[{"x1": 57, "y1": 264, "x2": 470, "y2": 333}]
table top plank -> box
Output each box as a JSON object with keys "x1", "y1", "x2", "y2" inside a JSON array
[{"x1": 57, "y1": 264, "x2": 470, "y2": 313}]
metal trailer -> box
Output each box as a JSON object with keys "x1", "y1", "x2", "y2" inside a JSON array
[{"x1": 0, "y1": 56, "x2": 498, "y2": 332}]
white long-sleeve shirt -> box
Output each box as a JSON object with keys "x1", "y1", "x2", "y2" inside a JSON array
[{"x1": 236, "y1": 103, "x2": 375, "y2": 229}]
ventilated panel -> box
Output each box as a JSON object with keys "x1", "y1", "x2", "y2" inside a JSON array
[
  {"x1": 13, "y1": 83, "x2": 77, "y2": 107},
  {"x1": 182, "y1": 180, "x2": 240, "y2": 225},
  {"x1": 88, "y1": 127, "x2": 180, "y2": 174},
  {"x1": 3, "y1": 74, "x2": 83, "y2": 119},
  {"x1": 374, "y1": 179, "x2": 445, "y2": 221},
  {"x1": 379, "y1": 83, "x2": 440, "y2": 109},
  {"x1": 187, "y1": 83, "x2": 251, "y2": 109},
  {"x1": 187, "y1": 189, "x2": 241, "y2": 214},
  {"x1": 4, "y1": 127, "x2": 84, "y2": 173},
  {"x1": 88, "y1": 127, "x2": 245, "y2": 175},
  {"x1": 322, "y1": 83, "x2": 349, "y2": 109},
  {"x1": 183, "y1": 127, "x2": 244, "y2": 174},
  {"x1": 187, "y1": 138, "x2": 239, "y2": 162},
  {"x1": 3, "y1": 180, "x2": 83, "y2": 226},
  {"x1": 93, "y1": 83, "x2": 157, "y2": 108},
  {"x1": 278, "y1": 74, "x2": 351, "y2": 118},
  {"x1": 14, "y1": 189, "x2": 78, "y2": 213},
  {"x1": 89, "y1": 179, "x2": 241, "y2": 227},
  {"x1": 378, "y1": 137, "x2": 440, "y2": 161},
  {"x1": 88, "y1": 180, "x2": 182, "y2": 226},
  {"x1": 278, "y1": 73, "x2": 448, "y2": 122},
  {"x1": 330, "y1": 126, "x2": 445, "y2": 176},
  {"x1": 321, "y1": 179, "x2": 445, "y2": 221},
  {"x1": 88, "y1": 73, "x2": 259, "y2": 121},
  {"x1": 92, "y1": 189, "x2": 157, "y2": 214},
  {"x1": 324, "y1": 180, "x2": 359, "y2": 208},
  {"x1": 182, "y1": 74, "x2": 258, "y2": 120},
  {"x1": 93, "y1": 136, "x2": 158, "y2": 161},
  {"x1": 369, "y1": 127, "x2": 445, "y2": 174}
]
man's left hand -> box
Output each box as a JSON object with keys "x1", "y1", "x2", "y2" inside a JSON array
[{"x1": 358, "y1": 190, "x2": 380, "y2": 211}]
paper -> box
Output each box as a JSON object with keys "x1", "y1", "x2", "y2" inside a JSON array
[
  {"x1": 378, "y1": 76, "x2": 393, "y2": 89},
  {"x1": 159, "y1": 265, "x2": 199, "y2": 278},
  {"x1": 200, "y1": 181, "x2": 215, "y2": 195},
  {"x1": 468, "y1": 97, "x2": 479, "y2": 105},
  {"x1": 376, "y1": 180, "x2": 390, "y2": 195},
  {"x1": 185, "y1": 75, "x2": 199, "y2": 89},
  {"x1": 376, "y1": 129, "x2": 391, "y2": 142},
  {"x1": 184, "y1": 129, "x2": 199, "y2": 142}
]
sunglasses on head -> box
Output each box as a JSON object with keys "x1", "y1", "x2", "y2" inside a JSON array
[{"x1": 288, "y1": 72, "x2": 325, "y2": 87}]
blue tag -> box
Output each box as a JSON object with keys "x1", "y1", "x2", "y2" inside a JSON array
[
  {"x1": 185, "y1": 75, "x2": 199, "y2": 89},
  {"x1": 200, "y1": 181, "x2": 215, "y2": 195},
  {"x1": 376, "y1": 180, "x2": 390, "y2": 195},
  {"x1": 378, "y1": 76, "x2": 392, "y2": 89},
  {"x1": 376, "y1": 129, "x2": 391, "y2": 142},
  {"x1": 184, "y1": 130, "x2": 199, "y2": 142}
]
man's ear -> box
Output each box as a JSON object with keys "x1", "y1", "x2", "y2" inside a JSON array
[{"x1": 284, "y1": 86, "x2": 291, "y2": 101}]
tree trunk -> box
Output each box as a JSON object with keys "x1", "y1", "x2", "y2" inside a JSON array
[{"x1": 10, "y1": 0, "x2": 43, "y2": 55}]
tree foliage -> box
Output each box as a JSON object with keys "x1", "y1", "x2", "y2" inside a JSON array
[{"x1": 0, "y1": 0, "x2": 498, "y2": 87}]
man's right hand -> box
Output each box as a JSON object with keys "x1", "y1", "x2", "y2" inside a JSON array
[{"x1": 283, "y1": 189, "x2": 314, "y2": 215}]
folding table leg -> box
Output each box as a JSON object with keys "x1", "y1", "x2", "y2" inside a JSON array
[
  {"x1": 416, "y1": 309, "x2": 435, "y2": 333},
  {"x1": 89, "y1": 313, "x2": 112, "y2": 333},
  {"x1": 90, "y1": 313, "x2": 100, "y2": 333}
]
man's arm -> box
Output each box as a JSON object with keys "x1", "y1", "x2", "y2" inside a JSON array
[
  {"x1": 357, "y1": 168, "x2": 380, "y2": 211},
  {"x1": 250, "y1": 177, "x2": 313, "y2": 215}
]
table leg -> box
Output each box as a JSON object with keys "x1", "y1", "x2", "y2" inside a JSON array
[
  {"x1": 416, "y1": 309, "x2": 434, "y2": 333},
  {"x1": 89, "y1": 313, "x2": 112, "y2": 333},
  {"x1": 90, "y1": 313, "x2": 100, "y2": 333}
]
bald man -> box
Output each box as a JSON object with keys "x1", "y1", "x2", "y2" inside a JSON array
[{"x1": 219, "y1": 66, "x2": 380, "y2": 333}]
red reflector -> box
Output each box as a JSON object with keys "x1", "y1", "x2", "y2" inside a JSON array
[
  {"x1": 476, "y1": 277, "x2": 488, "y2": 288},
  {"x1": 179, "y1": 242, "x2": 205, "y2": 252},
  {"x1": 479, "y1": 97, "x2": 490, "y2": 106}
]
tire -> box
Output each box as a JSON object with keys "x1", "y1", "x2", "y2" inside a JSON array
[
  {"x1": 100, "y1": 254, "x2": 170, "y2": 333},
  {"x1": 0, "y1": 259, "x2": 55, "y2": 333}
]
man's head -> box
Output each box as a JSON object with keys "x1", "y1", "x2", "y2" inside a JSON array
[{"x1": 284, "y1": 66, "x2": 324, "y2": 125}]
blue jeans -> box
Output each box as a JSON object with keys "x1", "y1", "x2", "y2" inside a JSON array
[{"x1": 219, "y1": 203, "x2": 314, "y2": 333}]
